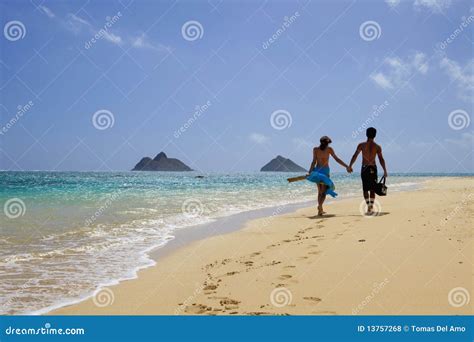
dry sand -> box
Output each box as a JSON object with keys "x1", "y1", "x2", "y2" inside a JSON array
[{"x1": 51, "y1": 178, "x2": 473, "y2": 315}]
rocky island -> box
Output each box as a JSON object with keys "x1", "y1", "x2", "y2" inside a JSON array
[
  {"x1": 260, "y1": 155, "x2": 306, "y2": 172},
  {"x1": 132, "y1": 152, "x2": 193, "y2": 171}
]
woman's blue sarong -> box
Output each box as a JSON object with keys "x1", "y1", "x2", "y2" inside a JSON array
[{"x1": 307, "y1": 166, "x2": 338, "y2": 198}]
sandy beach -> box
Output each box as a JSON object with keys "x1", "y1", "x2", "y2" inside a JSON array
[{"x1": 51, "y1": 177, "x2": 473, "y2": 315}]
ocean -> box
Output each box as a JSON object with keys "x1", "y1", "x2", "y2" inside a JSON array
[{"x1": 0, "y1": 171, "x2": 457, "y2": 314}]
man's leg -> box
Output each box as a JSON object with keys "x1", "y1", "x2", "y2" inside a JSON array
[
  {"x1": 369, "y1": 190, "x2": 376, "y2": 213},
  {"x1": 363, "y1": 190, "x2": 370, "y2": 214}
]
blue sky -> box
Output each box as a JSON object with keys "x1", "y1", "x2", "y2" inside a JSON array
[{"x1": 0, "y1": 0, "x2": 472, "y2": 173}]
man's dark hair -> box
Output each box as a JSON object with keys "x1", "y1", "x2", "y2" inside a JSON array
[{"x1": 366, "y1": 127, "x2": 377, "y2": 139}]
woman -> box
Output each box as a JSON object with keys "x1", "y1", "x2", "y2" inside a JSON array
[{"x1": 308, "y1": 136, "x2": 352, "y2": 216}]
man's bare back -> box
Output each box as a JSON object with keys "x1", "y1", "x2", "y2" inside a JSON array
[
  {"x1": 348, "y1": 127, "x2": 388, "y2": 215},
  {"x1": 357, "y1": 141, "x2": 381, "y2": 166}
]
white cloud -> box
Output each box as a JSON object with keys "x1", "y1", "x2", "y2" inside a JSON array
[
  {"x1": 65, "y1": 13, "x2": 91, "y2": 33},
  {"x1": 412, "y1": 52, "x2": 429, "y2": 74},
  {"x1": 64, "y1": 13, "x2": 124, "y2": 47},
  {"x1": 385, "y1": 0, "x2": 401, "y2": 9},
  {"x1": 371, "y1": 52, "x2": 429, "y2": 90},
  {"x1": 102, "y1": 31, "x2": 123, "y2": 45},
  {"x1": 414, "y1": 0, "x2": 452, "y2": 12},
  {"x1": 385, "y1": 0, "x2": 452, "y2": 12},
  {"x1": 61, "y1": 14, "x2": 169, "y2": 52},
  {"x1": 131, "y1": 33, "x2": 170, "y2": 52},
  {"x1": 444, "y1": 132, "x2": 474, "y2": 149},
  {"x1": 39, "y1": 5, "x2": 55, "y2": 18},
  {"x1": 249, "y1": 133, "x2": 269, "y2": 144},
  {"x1": 370, "y1": 72, "x2": 394, "y2": 89},
  {"x1": 439, "y1": 57, "x2": 474, "y2": 102}
]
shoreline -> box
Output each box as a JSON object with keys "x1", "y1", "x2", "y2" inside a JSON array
[
  {"x1": 38, "y1": 180, "x2": 420, "y2": 315},
  {"x1": 32, "y1": 199, "x2": 315, "y2": 315},
  {"x1": 49, "y1": 176, "x2": 473, "y2": 315}
]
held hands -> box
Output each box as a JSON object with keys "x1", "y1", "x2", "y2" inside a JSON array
[{"x1": 346, "y1": 166, "x2": 353, "y2": 173}]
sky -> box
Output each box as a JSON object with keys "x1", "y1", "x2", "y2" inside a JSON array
[{"x1": 0, "y1": 0, "x2": 473, "y2": 173}]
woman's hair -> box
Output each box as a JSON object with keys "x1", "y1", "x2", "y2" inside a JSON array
[{"x1": 319, "y1": 140, "x2": 329, "y2": 151}]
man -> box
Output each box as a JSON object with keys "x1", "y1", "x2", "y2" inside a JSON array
[
  {"x1": 308, "y1": 136, "x2": 352, "y2": 216},
  {"x1": 348, "y1": 127, "x2": 388, "y2": 215}
]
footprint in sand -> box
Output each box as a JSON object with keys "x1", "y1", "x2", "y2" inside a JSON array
[
  {"x1": 303, "y1": 297, "x2": 322, "y2": 303},
  {"x1": 219, "y1": 298, "x2": 241, "y2": 310},
  {"x1": 358, "y1": 239, "x2": 366, "y2": 242},
  {"x1": 316, "y1": 310, "x2": 337, "y2": 315},
  {"x1": 203, "y1": 284, "x2": 218, "y2": 291},
  {"x1": 279, "y1": 274, "x2": 292, "y2": 280},
  {"x1": 185, "y1": 303, "x2": 213, "y2": 314},
  {"x1": 245, "y1": 311, "x2": 273, "y2": 315}
]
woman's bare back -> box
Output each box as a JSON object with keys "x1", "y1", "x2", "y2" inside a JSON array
[{"x1": 314, "y1": 147, "x2": 331, "y2": 167}]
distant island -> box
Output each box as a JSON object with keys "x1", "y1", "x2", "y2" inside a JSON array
[
  {"x1": 132, "y1": 152, "x2": 193, "y2": 171},
  {"x1": 260, "y1": 155, "x2": 306, "y2": 172}
]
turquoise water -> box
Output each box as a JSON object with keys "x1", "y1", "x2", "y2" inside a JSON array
[{"x1": 0, "y1": 171, "x2": 461, "y2": 314}]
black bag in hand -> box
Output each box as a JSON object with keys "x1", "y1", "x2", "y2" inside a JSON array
[{"x1": 374, "y1": 176, "x2": 387, "y2": 196}]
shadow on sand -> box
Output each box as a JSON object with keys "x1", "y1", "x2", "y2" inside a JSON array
[{"x1": 307, "y1": 212, "x2": 390, "y2": 219}]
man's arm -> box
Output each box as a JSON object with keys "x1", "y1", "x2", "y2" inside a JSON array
[
  {"x1": 329, "y1": 147, "x2": 350, "y2": 170},
  {"x1": 377, "y1": 146, "x2": 388, "y2": 177},
  {"x1": 349, "y1": 143, "x2": 362, "y2": 169},
  {"x1": 308, "y1": 148, "x2": 317, "y2": 174}
]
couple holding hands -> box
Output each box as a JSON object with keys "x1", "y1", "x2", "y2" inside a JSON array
[{"x1": 308, "y1": 127, "x2": 388, "y2": 216}]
